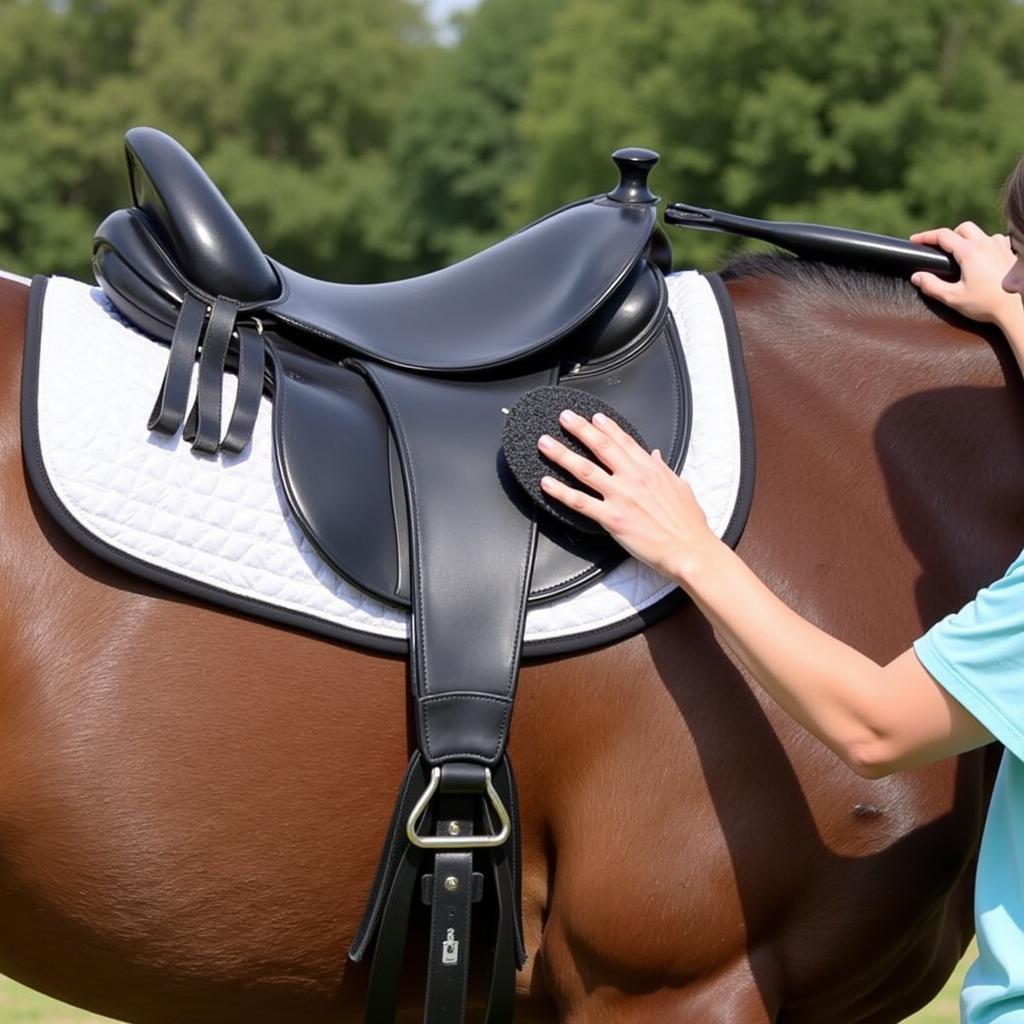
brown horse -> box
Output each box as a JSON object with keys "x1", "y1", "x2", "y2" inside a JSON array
[{"x1": 0, "y1": 255, "x2": 1017, "y2": 1023}]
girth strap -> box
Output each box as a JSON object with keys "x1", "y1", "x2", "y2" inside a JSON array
[{"x1": 347, "y1": 361, "x2": 547, "y2": 1022}]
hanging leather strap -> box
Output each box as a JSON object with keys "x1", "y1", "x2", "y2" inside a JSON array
[
  {"x1": 423, "y1": 811, "x2": 475, "y2": 1022},
  {"x1": 346, "y1": 363, "x2": 548, "y2": 1023},
  {"x1": 148, "y1": 292, "x2": 207, "y2": 435},
  {"x1": 183, "y1": 296, "x2": 239, "y2": 454},
  {"x1": 354, "y1": 760, "x2": 524, "y2": 1024},
  {"x1": 219, "y1": 321, "x2": 266, "y2": 454}
]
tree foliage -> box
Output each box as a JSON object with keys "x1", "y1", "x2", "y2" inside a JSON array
[
  {"x1": 513, "y1": 0, "x2": 1024, "y2": 267},
  {"x1": 388, "y1": 0, "x2": 565, "y2": 270},
  {"x1": 0, "y1": 0, "x2": 432, "y2": 279},
  {"x1": 2, "y1": 0, "x2": 1024, "y2": 278}
]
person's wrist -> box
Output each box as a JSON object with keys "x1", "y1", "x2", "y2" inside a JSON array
[
  {"x1": 995, "y1": 300, "x2": 1024, "y2": 344},
  {"x1": 671, "y1": 531, "x2": 728, "y2": 592}
]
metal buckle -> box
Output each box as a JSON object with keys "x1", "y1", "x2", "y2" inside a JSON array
[{"x1": 406, "y1": 767, "x2": 511, "y2": 849}]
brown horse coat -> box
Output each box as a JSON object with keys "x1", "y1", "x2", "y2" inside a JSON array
[{"x1": 0, "y1": 265, "x2": 1016, "y2": 1022}]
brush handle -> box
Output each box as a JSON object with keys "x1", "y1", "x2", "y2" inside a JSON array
[{"x1": 665, "y1": 203, "x2": 959, "y2": 281}]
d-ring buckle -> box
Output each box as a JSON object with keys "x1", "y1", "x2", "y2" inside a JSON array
[{"x1": 406, "y1": 767, "x2": 511, "y2": 849}]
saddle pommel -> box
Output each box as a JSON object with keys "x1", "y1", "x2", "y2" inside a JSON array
[{"x1": 607, "y1": 148, "x2": 661, "y2": 205}]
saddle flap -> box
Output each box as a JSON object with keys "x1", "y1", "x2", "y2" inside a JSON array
[
  {"x1": 269, "y1": 340, "x2": 404, "y2": 602},
  {"x1": 266, "y1": 269, "x2": 689, "y2": 610}
]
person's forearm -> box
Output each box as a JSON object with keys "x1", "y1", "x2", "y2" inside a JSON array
[{"x1": 675, "y1": 539, "x2": 887, "y2": 769}]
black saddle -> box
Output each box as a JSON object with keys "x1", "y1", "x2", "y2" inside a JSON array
[{"x1": 93, "y1": 127, "x2": 690, "y2": 1024}]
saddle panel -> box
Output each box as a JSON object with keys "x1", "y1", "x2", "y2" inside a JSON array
[
  {"x1": 530, "y1": 292, "x2": 690, "y2": 602},
  {"x1": 94, "y1": 208, "x2": 189, "y2": 341}
]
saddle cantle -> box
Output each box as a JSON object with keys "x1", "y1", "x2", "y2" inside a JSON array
[{"x1": 91, "y1": 128, "x2": 691, "y2": 1024}]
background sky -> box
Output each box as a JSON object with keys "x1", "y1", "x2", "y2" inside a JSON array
[{"x1": 426, "y1": 0, "x2": 479, "y2": 40}]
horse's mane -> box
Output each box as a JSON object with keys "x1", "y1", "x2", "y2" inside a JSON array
[{"x1": 718, "y1": 252, "x2": 935, "y2": 321}]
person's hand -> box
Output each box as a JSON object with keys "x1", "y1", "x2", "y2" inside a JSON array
[
  {"x1": 537, "y1": 409, "x2": 719, "y2": 582},
  {"x1": 910, "y1": 222, "x2": 1022, "y2": 332}
]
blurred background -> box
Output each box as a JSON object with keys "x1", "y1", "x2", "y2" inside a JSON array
[
  {"x1": 0, "y1": 0, "x2": 1012, "y2": 1019},
  {"x1": 2, "y1": 0, "x2": 1024, "y2": 283}
]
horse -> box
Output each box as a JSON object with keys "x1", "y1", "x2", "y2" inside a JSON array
[{"x1": 0, "y1": 249, "x2": 1016, "y2": 1022}]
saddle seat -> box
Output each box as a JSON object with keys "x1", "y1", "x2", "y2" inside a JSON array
[{"x1": 96, "y1": 127, "x2": 672, "y2": 374}]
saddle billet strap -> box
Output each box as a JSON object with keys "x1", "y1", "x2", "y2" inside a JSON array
[
  {"x1": 180, "y1": 296, "x2": 237, "y2": 454},
  {"x1": 344, "y1": 362, "x2": 545, "y2": 1022},
  {"x1": 171, "y1": 295, "x2": 266, "y2": 456},
  {"x1": 147, "y1": 291, "x2": 207, "y2": 435},
  {"x1": 219, "y1": 322, "x2": 265, "y2": 454}
]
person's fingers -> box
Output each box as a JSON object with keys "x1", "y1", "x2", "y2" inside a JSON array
[
  {"x1": 539, "y1": 474, "x2": 608, "y2": 523},
  {"x1": 538, "y1": 433, "x2": 612, "y2": 490},
  {"x1": 910, "y1": 227, "x2": 967, "y2": 258},
  {"x1": 557, "y1": 409, "x2": 630, "y2": 471},
  {"x1": 910, "y1": 271, "x2": 960, "y2": 304},
  {"x1": 589, "y1": 412, "x2": 649, "y2": 463},
  {"x1": 955, "y1": 220, "x2": 986, "y2": 240}
]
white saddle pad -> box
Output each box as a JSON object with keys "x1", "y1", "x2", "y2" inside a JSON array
[{"x1": 28, "y1": 272, "x2": 749, "y2": 653}]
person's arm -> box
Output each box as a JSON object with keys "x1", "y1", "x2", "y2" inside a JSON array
[
  {"x1": 538, "y1": 226, "x2": 1024, "y2": 776},
  {"x1": 538, "y1": 413, "x2": 994, "y2": 779},
  {"x1": 678, "y1": 538, "x2": 994, "y2": 776}
]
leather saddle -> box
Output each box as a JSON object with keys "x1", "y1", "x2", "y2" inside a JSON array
[{"x1": 93, "y1": 127, "x2": 690, "y2": 1023}]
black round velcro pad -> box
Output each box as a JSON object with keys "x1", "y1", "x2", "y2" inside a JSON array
[{"x1": 501, "y1": 385, "x2": 649, "y2": 535}]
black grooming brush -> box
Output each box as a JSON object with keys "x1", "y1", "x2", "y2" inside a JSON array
[{"x1": 501, "y1": 385, "x2": 649, "y2": 535}]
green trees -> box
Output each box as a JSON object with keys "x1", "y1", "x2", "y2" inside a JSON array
[
  {"x1": 2, "y1": 0, "x2": 1024, "y2": 278},
  {"x1": 0, "y1": 0, "x2": 431, "y2": 279},
  {"x1": 388, "y1": 0, "x2": 564, "y2": 270},
  {"x1": 515, "y1": 0, "x2": 1024, "y2": 267}
]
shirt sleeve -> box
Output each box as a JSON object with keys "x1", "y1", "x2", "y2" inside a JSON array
[{"x1": 913, "y1": 547, "x2": 1024, "y2": 763}]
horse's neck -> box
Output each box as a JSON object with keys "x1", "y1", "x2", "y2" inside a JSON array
[{"x1": 726, "y1": 270, "x2": 1024, "y2": 636}]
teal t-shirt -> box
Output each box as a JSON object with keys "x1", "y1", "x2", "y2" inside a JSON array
[{"x1": 914, "y1": 546, "x2": 1024, "y2": 1023}]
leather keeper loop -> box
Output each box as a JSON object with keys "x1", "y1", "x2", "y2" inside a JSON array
[{"x1": 440, "y1": 763, "x2": 488, "y2": 795}]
